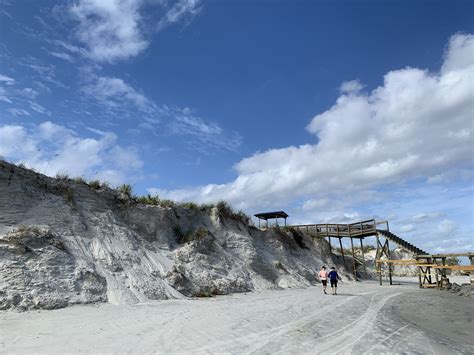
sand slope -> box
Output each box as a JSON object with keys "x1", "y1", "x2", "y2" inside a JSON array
[{"x1": 0, "y1": 161, "x2": 346, "y2": 310}]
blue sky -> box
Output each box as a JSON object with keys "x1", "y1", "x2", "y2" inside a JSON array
[{"x1": 0, "y1": 0, "x2": 473, "y2": 252}]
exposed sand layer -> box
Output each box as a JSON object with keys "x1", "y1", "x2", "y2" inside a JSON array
[
  {"x1": 1, "y1": 280, "x2": 472, "y2": 354},
  {"x1": 0, "y1": 161, "x2": 346, "y2": 310}
]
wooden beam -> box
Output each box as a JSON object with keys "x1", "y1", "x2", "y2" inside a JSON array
[{"x1": 375, "y1": 259, "x2": 418, "y2": 264}]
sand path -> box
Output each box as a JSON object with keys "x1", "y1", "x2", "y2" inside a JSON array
[{"x1": 1, "y1": 280, "x2": 472, "y2": 354}]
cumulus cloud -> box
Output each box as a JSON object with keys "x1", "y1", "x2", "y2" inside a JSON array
[
  {"x1": 153, "y1": 34, "x2": 474, "y2": 212},
  {"x1": 70, "y1": 0, "x2": 148, "y2": 63},
  {"x1": 339, "y1": 80, "x2": 364, "y2": 94},
  {"x1": 68, "y1": 0, "x2": 202, "y2": 63},
  {"x1": 0, "y1": 121, "x2": 143, "y2": 185}
]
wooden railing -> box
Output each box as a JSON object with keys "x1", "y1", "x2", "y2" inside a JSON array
[{"x1": 288, "y1": 219, "x2": 387, "y2": 238}]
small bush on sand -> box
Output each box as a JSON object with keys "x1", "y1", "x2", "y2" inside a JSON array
[
  {"x1": 175, "y1": 226, "x2": 209, "y2": 244},
  {"x1": 180, "y1": 202, "x2": 198, "y2": 209},
  {"x1": 136, "y1": 194, "x2": 160, "y2": 206},
  {"x1": 56, "y1": 171, "x2": 69, "y2": 181},
  {"x1": 63, "y1": 189, "x2": 75, "y2": 204},
  {"x1": 200, "y1": 203, "x2": 215, "y2": 210},
  {"x1": 216, "y1": 200, "x2": 250, "y2": 225},
  {"x1": 88, "y1": 179, "x2": 102, "y2": 189},
  {"x1": 159, "y1": 199, "x2": 175, "y2": 208},
  {"x1": 118, "y1": 184, "x2": 133, "y2": 197},
  {"x1": 73, "y1": 177, "x2": 87, "y2": 184}
]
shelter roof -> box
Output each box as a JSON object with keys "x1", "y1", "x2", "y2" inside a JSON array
[{"x1": 254, "y1": 211, "x2": 289, "y2": 220}]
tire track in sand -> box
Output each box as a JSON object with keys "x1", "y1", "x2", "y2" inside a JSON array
[{"x1": 192, "y1": 291, "x2": 377, "y2": 354}]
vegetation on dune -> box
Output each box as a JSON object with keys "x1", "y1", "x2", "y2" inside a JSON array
[
  {"x1": 6, "y1": 161, "x2": 251, "y2": 223},
  {"x1": 216, "y1": 200, "x2": 251, "y2": 225},
  {"x1": 118, "y1": 183, "x2": 133, "y2": 197},
  {"x1": 174, "y1": 226, "x2": 209, "y2": 244}
]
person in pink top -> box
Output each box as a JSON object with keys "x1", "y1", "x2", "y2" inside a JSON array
[{"x1": 318, "y1": 266, "x2": 328, "y2": 294}]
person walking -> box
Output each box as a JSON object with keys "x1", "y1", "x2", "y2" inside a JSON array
[
  {"x1": 318, "y1": 266, "x2": 328, "y2": 294},
  {"x1": 328, "y1": 267, "x2": 340, "y2": 295}
]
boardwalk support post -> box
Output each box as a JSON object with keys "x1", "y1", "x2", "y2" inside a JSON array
[
  {"x1": 360, "y1": 238, "x2": 367, "y2": 279},
  {"x1": 339, "y1": 237, "x2": 345, "y2": 267},
  {"x1": 350, "y1": 237, "x2": 357, "y2": 281}
]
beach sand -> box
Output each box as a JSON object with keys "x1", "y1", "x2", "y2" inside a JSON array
[{"x1": 1, "y1": 278, "x2": 472, "y2": 354}]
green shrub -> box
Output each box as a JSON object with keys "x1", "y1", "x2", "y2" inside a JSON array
[
  {"x1": 175, "y1": 226, "x2": 209, "y2": 244},
  {"x1": 118, "y1": 184, "x2": 133, "y2": 197},
  {"x1": 216, "y1": 200, "x2": 250, "y2": 225},
  {"x1": 136, "y1": 194, "x2": 160, "y2": 205},
  {"x1": 200, "y1": 203, "x2": 215, "y2": 210},
  {"x1": 64, "y1": 189, "x2": 75, "y2": 204},
  {"x1": 73, "y1": 177, "x2": 87, "y2": 184},
  {"x1": 159, "y1": 199, "x2": 175, "y2": 208},
  {"x1": 180, "y1": 202, "x2": 198, "y2": 209},
  {"x1": 88, "y1": 179, "x2": 102, "y2": 189},
  {"x1": 56, "y1": 171, "x2": 69, "y2": 181}
]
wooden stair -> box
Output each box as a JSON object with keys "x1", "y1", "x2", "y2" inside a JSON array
[{"x1": 376, "y1": 229, "x2": 427, "y2": 255}]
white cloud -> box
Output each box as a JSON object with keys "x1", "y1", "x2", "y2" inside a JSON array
[
  {"x1": 339, "y1": 80, "x2": 364, "y2": 94},
  {"x1": 82, "y1": 75, "x2": 156, "y2": 113},
  {"x1": 400, "y1": 224, "x2": 416, "y2": 233},
  {"x1": 437, "y1": 219, "x2": 457, "y2": 235},
  {"x1": 157, "y1": 0, "x2": 201, "y2": 32},
  {"x1": 0, "y1": 121, "x2": 143, "y2": 185},
  {"x1": 411, "y1": 212, "x2": 442, "y2": 223},
  {"x1": 153, "y1": 34, "x2": 474, "y2": 213},
  {"x1": 167, "y1": 106, "x2": 242, "y2": 152},
  {"x1": 48, "y1": 51, "x2": 75, "y2": 63},
  {"x1": 68, "y1": 0, "x2": 201, "y2": 63},
  {"x1": 7, "y1": 108, "x2": 30, "y2": 116},
  {"x1": 18, "y1": 87, "x2": 39, "y2": 99},
  {"x1": 0, "y1": 74, "x2": 15, "y2": 85},
  {"x1": 29, "y1": 102, "x2": 51, "y2": 116},
  {"x1": 0, "y1": 87, "x2": 12, "y2": 103},
  {"x1": 70, "y1": 0, "x2": 148, "y2": 63}
]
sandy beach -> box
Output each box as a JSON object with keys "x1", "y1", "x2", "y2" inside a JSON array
[{"x1": 1, "y1": 278, "x2": 472, "y2": 354}]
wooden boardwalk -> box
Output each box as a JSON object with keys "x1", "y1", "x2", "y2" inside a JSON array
[{"x1": 288, "y1": 219, "x2": 384, "y2": 238}]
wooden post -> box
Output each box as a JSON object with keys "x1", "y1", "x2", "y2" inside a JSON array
[
  {"x1": 442, "y1": 257, "x2": 447, "y2": 278},
  {"x1": 418, "y1": 265, "x2": 422, "y2": 288},
  {"x1": 386, "y1": 239, "x2": 393, "y2": 285},
  {"x1": 470, "y1": 256, "x2": 474, "y2": 285},
  {"x1": 350, "y1": 237, "x2": 357, "y2": 281},
  {"x1": 376, "y1": 234, "x2": 382, "y2": 286},
  {"x1": 339, "y1": 237, "x2": 345, "y2": 267},
  {"x1": 360, "y1": 238, "x2": 367, "y2": 278},
  {"x1": 435, "y1": 268, "x2": 440, "y2": 290}
]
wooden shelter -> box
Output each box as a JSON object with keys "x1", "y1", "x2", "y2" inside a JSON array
[{"x1": 254, "y1": 211, "x2": 288, "y2": 228}]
